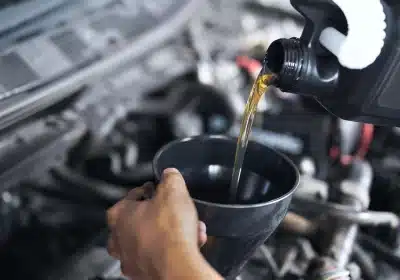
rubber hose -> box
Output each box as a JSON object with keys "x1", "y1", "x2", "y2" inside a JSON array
[
  {"x1": 51, "y1": 166, "x2": 127, "y2": 205},
  {"x1": 352, "y1": 243, "x2": 376, "y2": 280},
  {"x1": 112, "y1": 162, "x2": 154, "y2": 186},
  {"x1": 358, "y1": 233, "x2": 400, "y2": 270}
]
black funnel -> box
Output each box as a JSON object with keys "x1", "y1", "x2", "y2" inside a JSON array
[{"x1": 153, "y1": 135, "x2": 299, "y2": 279}]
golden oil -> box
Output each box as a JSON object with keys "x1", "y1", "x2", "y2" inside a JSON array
[{"x1": 229, "y1": 72, "x2": 276, "y2": 202}]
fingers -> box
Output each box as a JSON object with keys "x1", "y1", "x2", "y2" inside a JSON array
[
  {"x1": 156, "y1": 168, "x2": 189, "y2": 199},
  {"x1": 198, "y1": 221, "x2": 207, "y2": 247},
  {"x1": 107, "y1": 199, "x2": 126, "y2": 230},
  {"x1": 107, "y1": 182, "x2": 155, "y2": 260},
  {"x1": 109, "y1": 221, "x2": 208, "y2": 259},
  {"x1": 107, "y1": 234, "x2": 120, "y2": 259},
  {"x1": 126, "y1": 182, "x2": 155, "y2": 201},
  {"x1": 107, "y1": 182, "x2": 154, "y2": 229}
]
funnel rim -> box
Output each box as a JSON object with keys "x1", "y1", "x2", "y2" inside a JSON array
[{"x1": 153, "y1": 135, "x2": 300, "y2": 209}]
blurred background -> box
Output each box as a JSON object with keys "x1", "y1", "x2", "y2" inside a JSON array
[{"x1": 0, "y1": 0, "x2": 398, "y2": 279}]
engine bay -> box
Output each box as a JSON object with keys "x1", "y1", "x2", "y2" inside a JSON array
[{"x1": 0, "y1": 1, "x2": 399, "y2": 279}]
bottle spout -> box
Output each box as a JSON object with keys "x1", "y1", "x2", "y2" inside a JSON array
[
  {"x1": 263, "y1": 38, "x2": 306, "y2": 88},
  {"x1": 263, "y1": 38, "x2": 339, "y2": 96}
]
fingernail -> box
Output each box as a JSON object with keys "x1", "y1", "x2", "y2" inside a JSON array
[
  {"x1": 163, "y1": 168, "x2": 179, "y2": 177},
  {"x1": 199, "y1": 221, "x2": 207, "y2": 233}
]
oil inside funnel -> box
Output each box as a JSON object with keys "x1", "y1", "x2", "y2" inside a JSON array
[
  {"x1": 181, "y1": 166, "x2": 282, "y2": 205},
  {"x1": 153, "y1": 135, "x2": 299, "y2": 279}
]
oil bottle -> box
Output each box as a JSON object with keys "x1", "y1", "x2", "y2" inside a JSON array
[{"x1": 263, "y1": 0, "x2": 400, "y2": 126}]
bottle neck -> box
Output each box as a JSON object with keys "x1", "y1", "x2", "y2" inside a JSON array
[{"x1": 264, "y1": 38, "x2": 339, "y2": 96}]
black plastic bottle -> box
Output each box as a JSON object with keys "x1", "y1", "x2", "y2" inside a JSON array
[{"x1": 264, "y1": 0, "x2": 400, "y2": 126}]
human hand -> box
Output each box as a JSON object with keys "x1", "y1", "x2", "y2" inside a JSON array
[{"x1": 107, "y1": 168, "x2": 211, "y2": 279}]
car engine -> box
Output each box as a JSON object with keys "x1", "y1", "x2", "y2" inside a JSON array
[{"x1": 0, "y1": 0, "x2": 399, "y2": 279}]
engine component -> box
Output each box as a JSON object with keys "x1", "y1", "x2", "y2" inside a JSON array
[
  {"x1": 0, "y1": 112, "x2": 86, "y2": 241},
  {"x1": 0, "y1": 0, "x2": 66, "y2": 34},
  {"x1": 0, "y1": 191, "x2": 20, "y2": 242},
  {"x1": 0, "y1": 113, "x2": 85, "y2": 190},
  {"x1": 0, "y1": 0, "x2": 201, "y2": 132},
  {"x1": 50, "y1": 242, "x2": 123, "y2": 280},
  {"x1": 231, "y1": 111, "x2": 332, "y2": 179},
  {"x1": 306, "y1": 257, "x2": 350, "y2": 280},
  {"x1": 170, "y1": 82, "x2": 236, "y2": 137}
]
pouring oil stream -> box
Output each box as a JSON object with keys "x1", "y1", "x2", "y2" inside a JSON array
[{"x1": 229, "y1": 66, "x2": 276, "y2": 203}]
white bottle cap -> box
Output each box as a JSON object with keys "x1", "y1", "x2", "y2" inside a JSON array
[{"x1": 319, "y1": 0, "x2": 386, "y2": 70}]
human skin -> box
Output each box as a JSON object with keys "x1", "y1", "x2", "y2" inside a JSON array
[{"x1": 107, "y1": 168, "x2": 223, "y2": 280}]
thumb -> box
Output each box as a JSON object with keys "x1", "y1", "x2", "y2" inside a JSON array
[{"x1": 156, "y1": 168, "x2": 189, "y2": 198}]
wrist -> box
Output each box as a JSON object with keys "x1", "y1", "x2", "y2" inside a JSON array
[{"x1": 160, "y1": 246, "x2": 222, "y2": 280}]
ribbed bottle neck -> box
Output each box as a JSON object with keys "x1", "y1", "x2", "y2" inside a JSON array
[{"x1": 264, "y1": 38, "x2": 308, "y2": 89}]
